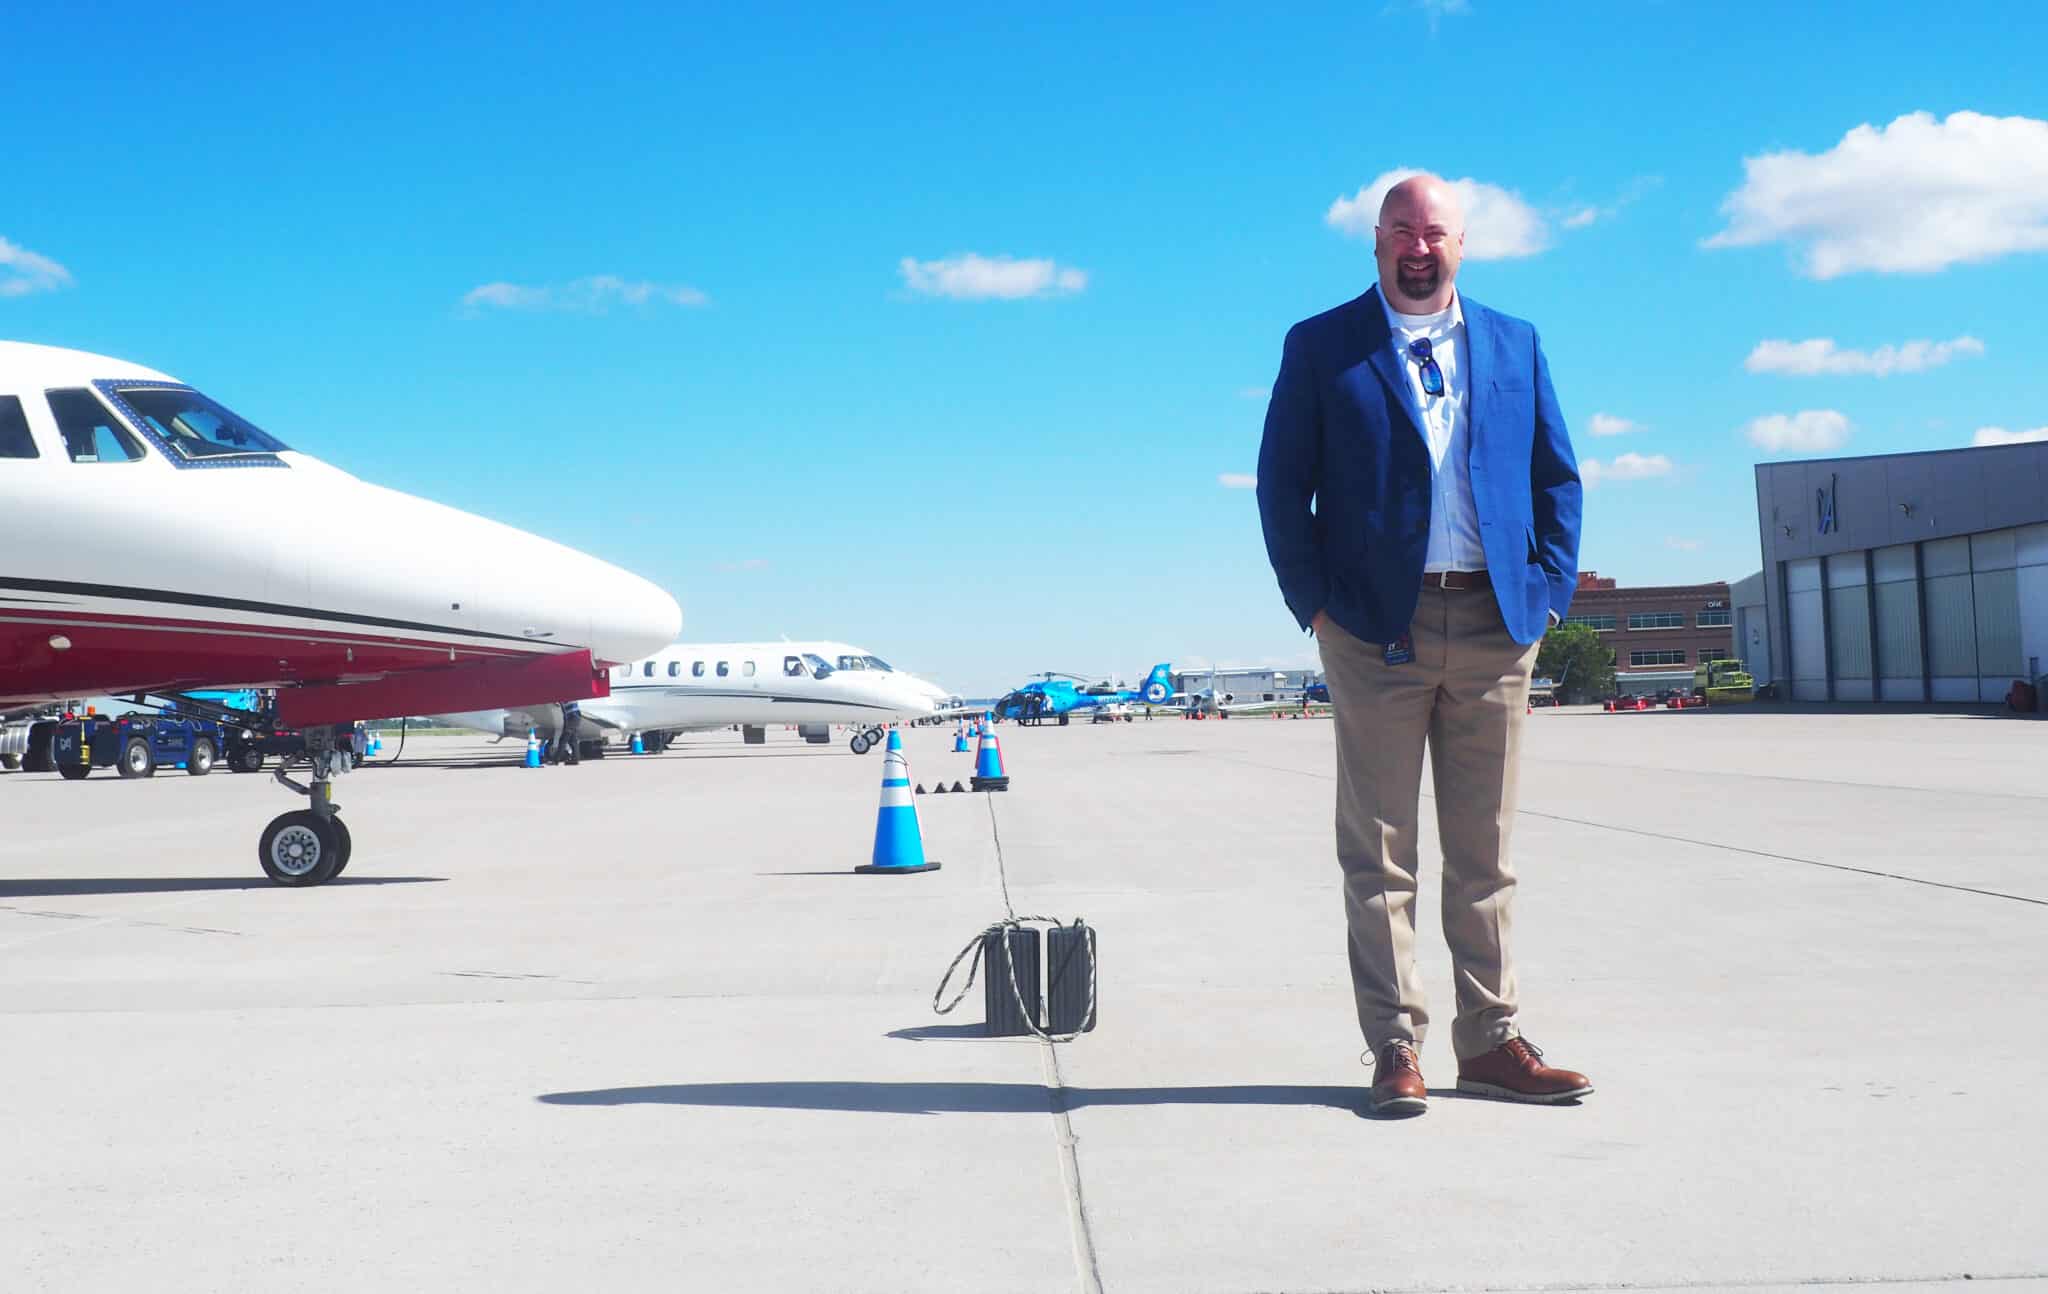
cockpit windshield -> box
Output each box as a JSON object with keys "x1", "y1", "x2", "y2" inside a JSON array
[
  {"x1": 803, "y1": 653, "x2": 835, "y2": 678},
  {"x1": 111, "y1": 385, "x2": 290, "y2": 460},
  {"x1": 862, "y1": 655, "x2": 894, "y2": 672},
  {"x1": 835, "y1": 655, "x2": 867, "y2": 671}
]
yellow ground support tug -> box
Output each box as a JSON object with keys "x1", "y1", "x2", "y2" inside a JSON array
[{"x1": 1693, "y1": 658, "x2": 1756, "y2": 705}]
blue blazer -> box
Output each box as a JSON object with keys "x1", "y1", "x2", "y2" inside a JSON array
[{"x1": 1256, "y1": 287, "x2": 1582, "y2": 646}]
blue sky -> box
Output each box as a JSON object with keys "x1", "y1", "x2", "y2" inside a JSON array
[{"x1": 6, "y1": 2, "x2": 2047, "y2": 694}]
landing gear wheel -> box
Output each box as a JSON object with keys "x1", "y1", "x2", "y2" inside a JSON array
[
  {"x1": 849, "y1": 733, "x2": 871, "y2": 756},
  {"x1": 234, "y1": 746, "x2": 264, "y2": 773},
  {"x1": 1, "y1": 753, "x2": 18, "y2": 771},
  {"x1": 187, "y1": 738, "x2": 215, "y2": 776},
  {"x1": 258, "y1": 810, "x2": 343, "y2": 886},
  {"x1": 328, "y1": 817, "x2": 353, "y2": 877},
  {"x1": 58, "y1": 762, "x2": 91, "y2": 780},
  {"x1": 119, "y1": 737, "x2": 157, "y2": 779}
]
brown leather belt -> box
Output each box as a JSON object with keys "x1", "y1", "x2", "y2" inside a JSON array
[{"x1": 1421, "y1": 569, "x2": 1490, "y2": 591}]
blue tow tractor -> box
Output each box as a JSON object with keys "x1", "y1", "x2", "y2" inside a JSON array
[{"x1": 49, "y1": 713, "x2": 225, "y2": 780}]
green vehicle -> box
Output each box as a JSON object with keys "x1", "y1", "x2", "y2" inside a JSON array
[{"x1": 1693, "y1": 659, "x2": 1756, "y2": 705}]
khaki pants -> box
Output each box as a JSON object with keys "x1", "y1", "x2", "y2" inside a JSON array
[{"x1": 1317, "y1": 587, "x2": 1540, "y2": 1060}]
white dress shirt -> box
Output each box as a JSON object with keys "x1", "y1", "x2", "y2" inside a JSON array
[{"x1": 1383, "y1": 291, "x2": 1485, "y2": 572}]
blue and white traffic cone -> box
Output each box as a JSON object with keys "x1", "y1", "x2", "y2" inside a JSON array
[
  {"x1": 952, "y1": 720, "x2": 969, "y2": 754},
  {"x1": 368, "y1": 730, "x2": 382, "y2": 756},
  {"x1": 525, "y1": 728, "x2": 543, "y2": 768},
  {"x1": 857, "y1": 730, "x2": 940, "y2": 874},
  {"x1": 971, "y1": 722, "x2": 1010, "y2": 792},
  {"x1": 631, "y1": 732, "x2": 645, "y2": 755}
]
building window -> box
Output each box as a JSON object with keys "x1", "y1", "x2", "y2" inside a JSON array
[
  {"x1": 1697, "y1": 608, "x2": 1732, "y2": 627},
  {"x1": 1563, "y1": 614, "x2": 1616, "y2": 631},
  {"x1": 1629, "y1": 649, "x2": 1687, "y2": 667},
  {"x1": 1627, "y1": 611, "x2": 1686, "y2": 630}
]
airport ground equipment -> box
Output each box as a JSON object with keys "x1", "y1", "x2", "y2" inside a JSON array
[
  {"x1": 856, "y1": 730, "x2": 939, "y2": 874},
  {"x1": 1693, "y1": 658, "x2": 1757, "y2": 705},
  {"x1": 49, "y1": 712, "x2": 224, "y2": 779},
  {"x1": 970, "y1": 722, "x2": 1010, "y2": 791},
  {"x1": 1, "y1": 710, "x2": 65, "y2": 771}
]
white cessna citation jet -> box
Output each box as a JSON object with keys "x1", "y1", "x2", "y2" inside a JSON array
[
  {"x1": 438, "y1": 641, "x2": 958, "y2": 755},
  {"x1": 0, "y1": 341, "x2": 680, "y2": 884}
]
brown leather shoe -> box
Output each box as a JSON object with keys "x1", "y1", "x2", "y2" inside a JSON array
[
  {"x1": 1367, "y1": 1041, "x2": 1428, "y2": 1117},
  {"x1": 1456, "y1": 1037, "x2": 1592, "y2": 1104}
]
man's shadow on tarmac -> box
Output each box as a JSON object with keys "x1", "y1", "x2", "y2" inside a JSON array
[{"x1": 537, "y1": 1079, "x2": 1369, "y2": 1115}]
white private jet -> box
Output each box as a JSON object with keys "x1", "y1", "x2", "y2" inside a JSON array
[
  {"x1": 0, "y1": 340, "x2": 680, "y2": 884},
  {"x1": 437, "y1": 640, "x2": 957, "y2": 755}
]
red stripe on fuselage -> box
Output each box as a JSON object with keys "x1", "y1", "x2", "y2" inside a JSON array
[{"x1": 0, "y1": 608, "x2": 552, "y2": 705}]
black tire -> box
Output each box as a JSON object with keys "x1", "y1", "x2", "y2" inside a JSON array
[
  {"x1": 257, "y1": 810, "x2": 343, "y2": 886},
  {"x1": 233, "y1": 745, "x2": 265, "y2": 773},
  {"x1": 849, "y1": 733, "x2": 871, "y2": 755},
  {"x1": 1058, "y1": 714, "x2": 1070, "y2": 726},
  {"x1": 0, "y1": 753, "x2": 17, "y2": 771},
  {"x1": 118, "y1": 737, "x2": 157, "y2": 779},
  {"x1": 58, "y1": 761, "x2": 91, "y2": 780},
  {"x1": 328, "y1": 818, "x2": 353, "y2": 877},
  {"x1": 187, "y1": 738, "x2": 215, "y2": 776}
]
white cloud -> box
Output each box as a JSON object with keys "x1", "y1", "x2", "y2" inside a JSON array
[
  {"x1": 1579, "y1": 452, "x2": 1673, "y2": 488},
  {"x1": 461, "y1": 275, "x2": 708, "y2": 314},
  {"x1": 1218, "y1": 473, "x2": 1258, "y2": 489},
  {"x1": 898, "y1": 253, "x2": 1087, "y2": 300},
  {"x1": 1972, "y1": 426, "x2": 2048, "y2": 446},
  {"x1": 1325, "y1": 169, "x2": 1549, "y2": 260},
  {"x1": 0, "y1": 236, "x2": 74, "y2": 297},
  {"x1": 1239, "y1": 386, "x2": 1271, "y2": 401},
  {"x1": 1587, "y1": 412, "x2": 1642, "y2": 437},
  {"x1": 1743, "y1": 410, "x2": 1852, "y2": 454},
  {"x1": 1664, "y1": 537, "x2": 1704, "y2": 552},
  {"x1": 1745, "y1": 335, "x2": 1984, "y2": 377},
  {"x1": 1705, "y1": 111, "x2": 2048, "y2": 278},
  {"x1": 1557, "y1": 177, "x2": 1661, "y2": 232}
]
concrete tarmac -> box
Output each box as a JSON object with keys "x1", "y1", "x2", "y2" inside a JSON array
[{"x1": 2, "y1": 709, "x2": 2044, "y2": 1293}]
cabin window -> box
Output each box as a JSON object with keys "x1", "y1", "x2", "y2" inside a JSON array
[
  {"x1": 668, "y1": 661, "x2": 681, "y2": 677},
  {"x1": 46, "y1": 389, "x2": 145, "y2": 463},
  {"x1": 643, "y1": 662, "x2": 655, "y2": 677},
  {"x1": 692, "y1": 661, "x2": 705, "y2": 677},
  {"x1": 0, "y1": 397, "x2": 38, "y2": 458},
  {"x1": 742, "y1": 661, "x2": 757, "y2": 678},
  {"x1": 784, "y1": 655, "x2": 806, "y2": 677},
  {"x1": 716, "y1": 661, "x2": 730, "y2": 677},
  {"x1": 111, "y1": 385, "x2": 290, "y2": 460}
]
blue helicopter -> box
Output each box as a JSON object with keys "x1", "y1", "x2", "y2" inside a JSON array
[{"x1": 993, "y1": 664, "x2": 1174, "y2": 725}]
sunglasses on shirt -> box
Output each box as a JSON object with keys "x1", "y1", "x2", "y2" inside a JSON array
[{"x1": 1406, "y1": 338, "x2": 1444, "y2": 397}]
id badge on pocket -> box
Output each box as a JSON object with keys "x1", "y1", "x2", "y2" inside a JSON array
[{"x1": 1383, "y1": 634, "x2": 1414, "y2": 666}]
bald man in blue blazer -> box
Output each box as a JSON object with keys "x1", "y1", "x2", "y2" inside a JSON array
[{"x1": 1257, "y1": 173, "x2": 1591, "y2": 1117}]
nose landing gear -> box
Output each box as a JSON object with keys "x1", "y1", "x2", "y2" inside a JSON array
[
  {"x1": 847, "y1": 725, "x2": 885, "y2": 755},
  {"x1": 259, "y1": 724, "x2": 354, "y2": 886}
]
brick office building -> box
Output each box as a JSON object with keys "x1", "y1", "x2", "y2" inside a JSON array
[{"x1": 1561, "y1": 572, "x2": 1736, "y2": 697}]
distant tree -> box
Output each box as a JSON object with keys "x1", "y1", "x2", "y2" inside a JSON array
[{"x1": 1536, "y1": 623, "x2": 1616, "y2": 703}]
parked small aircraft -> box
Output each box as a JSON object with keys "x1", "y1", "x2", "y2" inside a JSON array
[
  {"x1": 0, "y1": 341, "x2": 680, "y2": 883},
  {"x1": 437, "y1": 640, "x2": 956, "y2": 755},
  {"x1": 991, "y1": 664, "x2": 1173, "y2": 724}
]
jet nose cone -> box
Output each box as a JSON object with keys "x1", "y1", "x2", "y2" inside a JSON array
[{"x1": 587, "y1": 566, "x2": 682, "y2": 666}]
